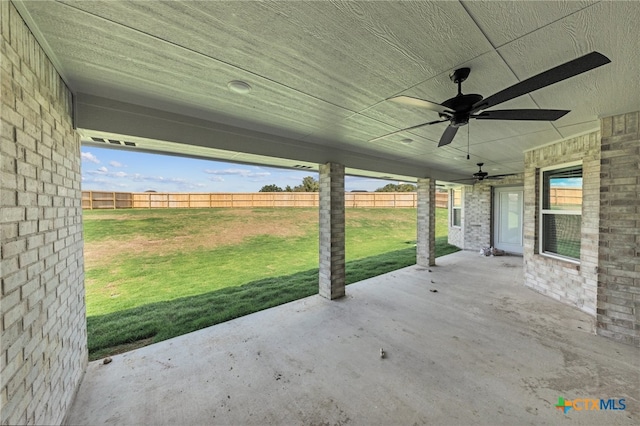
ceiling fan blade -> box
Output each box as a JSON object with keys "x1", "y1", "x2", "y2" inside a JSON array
[
  {"x1": 368, "y1": 119, "x2": 449, "y2": 143},
  {"x1": 450, "y1": 178, "x2": 478, "y2": 183},
  {"x1": 472, "y1": 109, "x2": 570, "y2": 121},
  {"x1": 389, "y1": 96, "x2": 454, "y2": 115},
  {"x1": 437, "y1": 125, "x2": 459, "y2": 147},
  {"x1": 486, "y1": 174, "x2": 512, "y2": 180},
  {"x1": 470, "y1": 51, "x2": 610, "y2": 112},
  {"x1": 452, "y1": 174, "x2": 516, "y2": 183}
]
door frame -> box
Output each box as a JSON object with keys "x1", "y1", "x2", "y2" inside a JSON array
[{"x1": 493, "y1": 186, "x2": 524, "y2": 254}]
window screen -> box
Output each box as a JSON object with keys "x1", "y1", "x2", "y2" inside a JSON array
[
  {"x1": 541, "y1": 165, "x2": 582, "y2": 260},
  {"x1": 451, "y1": 188, "x2": 461, "y2": 227}
]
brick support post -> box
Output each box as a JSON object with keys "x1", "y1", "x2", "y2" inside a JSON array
[
  {"x1": 319, "y1": 162, "x2": 345, "y2": 299},
  {"x1": 597, "y1": 111, "x2": 640, "y2": 347},
  {"x1": 1, "y1": 2, "x2": 87, "y2": 424},
  {"x1": 416, "y1": 178, "x2": 436, "y2": 267}
]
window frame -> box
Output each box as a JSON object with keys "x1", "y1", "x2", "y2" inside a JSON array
[
  {"x1": 538, "y1": 161, "x2": 582, "y2": 264},
  {"x1": 450, "y1": 187, "x2": 462, "y2": 228}
]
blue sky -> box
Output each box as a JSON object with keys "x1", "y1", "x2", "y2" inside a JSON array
[{"x1": 81, "y1": 146, "x2": 396, "y2": 192}]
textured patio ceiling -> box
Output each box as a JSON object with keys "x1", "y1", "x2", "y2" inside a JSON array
[{"x1": 15, "y1": 1, "x2": 640, "y2": 182}]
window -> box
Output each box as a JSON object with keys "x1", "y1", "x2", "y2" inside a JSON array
[
  {"x1": 540, "y1": 163, "x2": 582, "y2": 261},
  {"x1": 451, "y1": 188, "x2": 462, "y2": 227}
]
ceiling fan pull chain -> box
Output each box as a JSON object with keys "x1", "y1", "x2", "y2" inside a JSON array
[{"x1": 467, "y1": 123, "x2": 470, "y2": 160}]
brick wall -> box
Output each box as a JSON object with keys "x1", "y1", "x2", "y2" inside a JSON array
[
  {"x1": 447, "y1": 174, "x2": 523, "y2": 251},
  {"x1": 523, "y1": 132, "x2": 601, "y2": 316},
  {"x1": 462, "y1": 184, "x2": 492, "y2": 251},
  {"x1": 597, "y1": 112, "x2": 639, "y2": 346},
  {"x1": 1, "y1": 2, "x2": 87, "y2": 424}
]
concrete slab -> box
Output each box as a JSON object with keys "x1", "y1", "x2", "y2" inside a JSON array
[{"x1": 66, "y1": 251, "x2": 639, "y2": 425}]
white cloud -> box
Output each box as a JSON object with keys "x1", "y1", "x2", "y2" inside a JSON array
[
  {"x1": 109, "y1": 161, "x2": 124, "y2": 168},
  {"x1": 81, "y1": 152, "x2": 100, "y2": 164},
  {"x1": 209, "y1": 176, "x2": 225, "y2": 182},
  {"x1": 82, "y1": 177, "x2": 109, "y2": 184},
  {"x1": 204, "y1": 168, "x2": 271, "y2": 178},
  {"x1": 142, "y1": 176, "x2": 189, "y2": 185}
]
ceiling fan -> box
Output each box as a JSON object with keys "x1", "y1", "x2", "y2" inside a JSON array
[
  {"x1": 370, "y1": 51, "x2": 611, "y2": 147},
  {"x1": 455, "y1": 163, "x2": 515, "y2": 183}
]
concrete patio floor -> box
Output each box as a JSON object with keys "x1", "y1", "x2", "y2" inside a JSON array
[{"x1": 66, "y1": 251, "x2": 639, "y2": 425}]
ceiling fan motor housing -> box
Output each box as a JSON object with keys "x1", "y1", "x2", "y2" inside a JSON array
[
  {"x1": 473, "y1": 163, "x2": 488, "y2": 180},
  {"x1": 442, "y1": 93, "x2": 484, "y2": 127}
]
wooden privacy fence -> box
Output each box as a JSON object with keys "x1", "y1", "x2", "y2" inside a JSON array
[
  {"x1": 549, "y1": 188, "x2": 582, "y2": 207},
  {"x1": 82, "y1": 191, "x2": 450, "y2": 210}
]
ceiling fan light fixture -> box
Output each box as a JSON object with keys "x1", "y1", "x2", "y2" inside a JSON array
[{"x1": 227, "y1": 80, "x2": 252, "y2": 94}]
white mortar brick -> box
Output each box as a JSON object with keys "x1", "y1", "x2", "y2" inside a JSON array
[
  {"x1": 597, "y1": 114, "x2": 640, "y2": 347},
  {"x1": 318, "y1": 162, "x2": 345, "y2": 300},
  {"x1": 1, "y1": 3, "x2": 87, "y2": 424},
  {"x1": 523, "y1": 132, "x2": 600, "y2": 318},
  {"x1": 416, "y1": 178, "x2": 436, "y2": 266}
]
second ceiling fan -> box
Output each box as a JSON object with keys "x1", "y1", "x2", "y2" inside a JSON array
[{"x1": 370, "y1": 51, "x2": 611, "y2": 147}]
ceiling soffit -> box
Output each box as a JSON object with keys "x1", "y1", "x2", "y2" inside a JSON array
[{"x1": 14, "y1": 1, "x2": 639, "y2": 180}]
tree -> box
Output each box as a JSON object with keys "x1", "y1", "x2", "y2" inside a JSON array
[
  {"x1": 293, "y1": 176, "x2": 319, "y2": 192},
  {"x1": 259, "y1": 184, "x2": 283, "y2": 192},
  {"x1": 375, "y1": 183, "x2": 417, "y2": 192}
]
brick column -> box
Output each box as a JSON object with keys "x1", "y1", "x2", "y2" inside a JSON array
[
  {"x1": 597, "y1": 111, "x2": 640, "y2": 347},
  {"x1": 416, "y1": 178, "x2": 436, "y2": 266},
  {"x1": 319, "y1": 162, "x2": 345, "y2": 299},
  {"x1": 1, "y1": 3, "x2": 87, "y2": 424}
]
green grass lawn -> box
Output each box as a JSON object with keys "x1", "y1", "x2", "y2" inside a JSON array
[{"x1": 84, "y1": 207, "x2": 458, "y2": 360}]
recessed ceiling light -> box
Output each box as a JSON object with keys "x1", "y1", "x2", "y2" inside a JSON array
[
  {"x1": 227, "y1": 80, "x2": 252, "y2": 94},
  {"x1": 401, "y1": 138, "x2": 413, "y2": 144}
]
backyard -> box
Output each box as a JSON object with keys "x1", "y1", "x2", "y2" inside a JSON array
[{"x1": 84, "y1": 207, "x2": 457, "y2": 360}]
